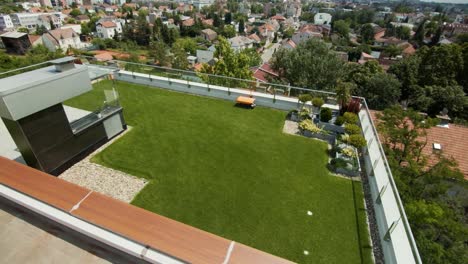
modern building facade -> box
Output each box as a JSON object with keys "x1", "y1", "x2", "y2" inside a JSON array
[{"x1": 0, "y1": 57, "x2": 126, "y2": 175}]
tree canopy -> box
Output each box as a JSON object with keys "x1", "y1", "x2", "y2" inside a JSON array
[
  {"x1": 198, "y1": 37, "x2": 253, "y2": 88},
  {"x1": 271, "y1": 38, "x2": 345, "y2": 91}
]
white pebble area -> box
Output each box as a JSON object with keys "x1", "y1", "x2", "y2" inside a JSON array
[{"x1": 59, "y1": 127, "x2": 148, "y2": 203}]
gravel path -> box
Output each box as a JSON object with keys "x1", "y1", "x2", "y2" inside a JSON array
[
  {"x1": 59, "y1": 128, "x2": 148, "y2": 203},
  {"x1": 283, "y1": 120, "x2": 300, "y2": 135}
]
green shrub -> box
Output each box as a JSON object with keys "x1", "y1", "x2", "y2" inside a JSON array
[
  {"x1": 299, "y1": 107, "x2": 311, "y2": 119},
  {"x1": 330, "y1": 158, "x2": 349, "y2": 169},
  {"x1": 312, "y1": 97, "x2": 325, "y2": 107},
  {"x1": 345, "y1": 124, "x2": 361, "y2": 135},
  {"x1": 341, "y1": 147, "x2": 357, "y2": 158},
  {"x1": 320, "y1": 107, "x2": 332, "y2": 122},
  {"x1": 335, "y1": 116, "x2": 345, "y2": 126},
  {"x1": 348, "y1": 134, "x2": 367, "y2": 148},
  {"x1": 343, "y1": 112, "x2": 359, "y2": 124},
  {"x1": 299, "y1": 119, "x2": 322, "y2": 133},
  {"x1": 298, "y1": 94, "x2": 313, "y2": 104}
]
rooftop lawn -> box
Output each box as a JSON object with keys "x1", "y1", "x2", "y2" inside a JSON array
[{"x1": 65, "y1": 80, "x2": 372, "y2": 263}]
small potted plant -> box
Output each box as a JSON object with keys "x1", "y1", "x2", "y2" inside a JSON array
[{"x1": 312, "y1": 97, "x2": 324, "y2": 114}]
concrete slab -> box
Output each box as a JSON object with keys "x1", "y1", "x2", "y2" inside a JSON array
[{"x1": 0, "y1": 197, "x2": 148, "y2": 264}]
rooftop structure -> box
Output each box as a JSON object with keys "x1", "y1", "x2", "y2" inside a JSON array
[{"x1": 0, "y1": 57, "x2": 424, "y2": 264}]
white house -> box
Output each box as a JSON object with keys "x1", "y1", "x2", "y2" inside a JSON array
[
  {"x1": 42, "y1": 28, "x2": 84, "y2": 52},
  {"x1": 61, "y1": 24, "x2": 82, "y2": 34},
  {"x1": 228, "y1": 36, "x2": 254, "y2": 52},
  {"x1": 314, "y1": 13, "x2": 332, "y2": 25},
  {"x1": 0, "y1": 15, "x2": 14, "y2": 31},
  {"x1": 96, "y1": 21, "x2": 122, "y2": 39}
]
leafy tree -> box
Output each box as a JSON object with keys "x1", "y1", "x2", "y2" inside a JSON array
[
  {"x1": 171, "y1": 43, "x2": 189, "y2": 70},
  {"x1": 335, "y1": 81, "x2": 354, "y2": 110},
  {"x1": 456, "y1": 33, "x2": 468, "y2": 44},
  {"x1": 198, "y1": 36, "x2": 253, "y2": 88},
  {"x1": 320, "y1": 107, "x2": 332, "y2": 122},
  {"x1": 221, "y1": 25, "x2": 236, "y2": 38},
  {"x1": 426, "y1": 85, "x2": 467, "y2": 120},
  {"x1": 385, "y1": 44, "x2": 403, "y2": 58},
  {"x1": 71, "y1": 2, "x2": 77, "y2": 8},
  {"x1": 238, "y1": 19, "x2": 245, "y2": 34},
  {"x1": 333, "y1": 20, "x2": 350, "y2": 38},
  {"x1": 361, "y1": 73, "x2": 401, "y2": 110},
  {"x1": 224, "y1": 12, "x2": 232, "y2": 25},
  {"x1": 417, "y1": 44, "x2": 463, "y2": 87},
  {"x1": 173, "y1": 38, "x2": 197, "y2": 55},
  {"x1": 431, "y1": 26, "x2": 443, "y2": 46},
  {"x1": 69, "y1": 8, "x2": 81, "y2": 17},
  {"x1": 396, "y1": 26, "x2": 411, "y2": 40},
  {"x1": 240, "y1": 48, "x2": 261, "y2": 67},
  {"x1": 344, "y1": 60, "x2": 383, "y2": 89},
  {"x1": 149, "y1": 41, "x2": 170, "y2": 66},
  {"x1": 282, "y1": 27, "x2": 295, "y2": 39},
  {"x1": 271, "y1": 38, "x2": 345, "y2": 91},
  {"x1": 413, "y1": 20, "x2": 426, "y2": 45},
  {"x1": 35, "y1": 24, "x2": 47, "y2": 35},
  {"x1": 135, "y1": 17, "x2": 151, "y2": 46},
  {"x1": 360, "y1": 23, "x2": 375, "y2": 44}
]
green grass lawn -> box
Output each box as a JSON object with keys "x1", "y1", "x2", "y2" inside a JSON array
[{"x1": 65, "y1": 80, "x2": 372, "y2": 263}]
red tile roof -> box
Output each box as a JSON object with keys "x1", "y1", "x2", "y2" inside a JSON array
[
  {"x1": 370, "y1": 110, "x2": 468, "y2": 180},
  {"x1": 251, "y1": 63, "x2": 279, "y2": 83},
  {"x1": 99, "y1": 21, "x2": 117, "y2": 28}
]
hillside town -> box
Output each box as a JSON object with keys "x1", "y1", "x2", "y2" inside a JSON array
[{"x1": 0, "y1": 0, "x2": 467, "y2": 264}]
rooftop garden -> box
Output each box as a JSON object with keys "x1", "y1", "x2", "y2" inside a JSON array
[{"x1": 65, "y1": 80, "x2": 372, "y2": 263}]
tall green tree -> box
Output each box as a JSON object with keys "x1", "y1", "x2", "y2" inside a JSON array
[
  {"x1": 361, "y1": 73, "x2": 401, "y2": 110},
  {"x1": 198, "y1": 36, "x2": 253, "y2": 88},
  {"x1": 333, "y1": 20, "x2": 350, "y2": 39},
  {"x1": 238, "y1": 19, "x2": 245, "y2": 34},
  {"x1": 271, "y1": 38, "x2": 345, "y2": 91},
  {"x1": 360, "y1": 23, "x2": 375, "y2": 44},
  {"x1": 149, "y1": 41, "x2": 170, "y2": 66},
  {"x1": 171, "y1": 43, "x2": 189, "y2": 70}
]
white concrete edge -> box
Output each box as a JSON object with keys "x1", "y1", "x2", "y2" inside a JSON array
[
  {"x1": 0, "y1": 184, "x2": 183, "y2": 264},
  {"x1": 222, "y1": 241, "x2": 235, "y2": 264}
]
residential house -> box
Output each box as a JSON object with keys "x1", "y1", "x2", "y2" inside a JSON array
[
  {"x1": 182, "y1": 18, "x2": 195, "y2": 27},
  {"x1": 202, "y1": 18, "x2": 213, "y2": 27},
  {"x1": 42, "y1": 28, "x2": 84, "y2": 52},
  {"x1": 61, "y1": 24, "x2": 82, "y2": 34},
  {"x1": 200, "y1": 28, "x2": 217, "y2": 42},
  {"x1": 228, "y1": 36, "x2": 254, "y2": 52},
  {"x1": 76, "y1": 15, "x2": 90, "y2": 24},
  {"x1": 251, "y1": 63, "x2": 279, "y2": 83},
  {"x1": 96, "y1": 20, "x2": 122, "y2": 39},
  {"x1": 0, "y1": 15, "x2": 14, "y2": 31},
  {"x1": 0, "y1": 31, "x2": 32, "y2": 54},
  {"x1": 38, "y1": 14, "x2": 62, "y2": 31},
  {"x1": 281, "y1": 38, "x2": 296, "y2": 50},
  {"x1": 196, "y1": 49, "x2": 214, "y2": 64},
  {"x1": 285, "y1": 0, "x2": 302, "y2": 20},
  {"x1": 444, "y1": 23, "x2": 468, "y2": 37},
  {"x1": 248, "y1": 33, "x2": 261, "y2": 45},
  {"x1": 292, "y1": 24, "x2": 323, "y2": 45},
  {"x1": 374, "y1": 37, "x2": 406, "y2": 47},
  {"x1": 314, "y1": 13, "x2": 332, "y2": 25}
]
